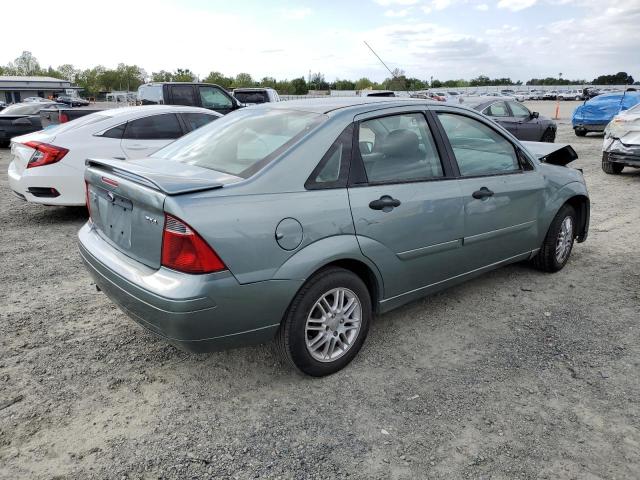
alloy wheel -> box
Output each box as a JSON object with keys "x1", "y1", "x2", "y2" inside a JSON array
[
  {"x1": 555, "y1": 216, "x2": 574, "y2": 263},
  {"x1": 305, "y1": 287, "x2": 362, "y2": 362}
]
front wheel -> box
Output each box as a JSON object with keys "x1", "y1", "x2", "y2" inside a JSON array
[
  {"x1": 531, "y1": 204, "x2": 577, "y2": 272},
  {"x1": 602, "y1": 155, "x2": 624, "y2": 174},
  {"x1": 574, "y1": 128, "x2": 587, "y2": 137},
  {"x1": 276, "y1": 267, "x2": 372, "y2": 376}
]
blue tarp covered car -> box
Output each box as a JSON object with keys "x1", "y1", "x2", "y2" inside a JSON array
[{"x1": 572, "y1": 91, "x2": 640, "y2": 136}]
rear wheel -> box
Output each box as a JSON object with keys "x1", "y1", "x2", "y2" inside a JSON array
[
  {"x1": 531, "y1": 204, "x2": 577, "y2": 273},
  {"x1": 276, "y1": 267, "x2": 372, "y2": 376},
  {"x1": 602, "y1": 155, "x2": 624, "y2": 174},
  {"x1": 541, "y1": 128, "x2": 555, "y2": 143},
  {"x1": 574, "y1": 128, "x2": 587, "y2": 137}
]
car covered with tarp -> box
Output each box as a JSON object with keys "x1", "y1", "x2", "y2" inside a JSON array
[
  {"x1": 601, "y1": 103, "x2": 640, "y2": 174},
  {"x1": 572, "y1": 92, "x2": 640, "y2": 137}
]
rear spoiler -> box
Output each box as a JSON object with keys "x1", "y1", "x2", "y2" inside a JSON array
[
  {"x1": 85, "y1": 158, "x2": 228, "y2": 195},
  {"x1": 521, "y1": 141, "x2": 578, "y2": 166}
]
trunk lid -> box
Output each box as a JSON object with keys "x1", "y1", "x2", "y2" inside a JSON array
[
  {"x1": 521, "y1": 141, "x2": 578, "y2": 166},
  {"x1": 85, "y1": 157, "x2": 241, "y2": 269}
]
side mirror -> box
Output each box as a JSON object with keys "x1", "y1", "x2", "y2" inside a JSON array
[{"x1": 531, "y1": 111, "x2": 539, "y2": 119}]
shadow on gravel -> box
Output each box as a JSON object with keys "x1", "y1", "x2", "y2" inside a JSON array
[{"x1": 7, "y1": 204, "x2": 88, "y2": 226}]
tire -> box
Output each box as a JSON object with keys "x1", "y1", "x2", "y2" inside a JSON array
[
  {"x1": 531, "y1": 204, "x2": 577, "y2": 273},
  {"x1": 574, "y1": 128, "x2": 587, "y2": 137},
  {"x1": 602, "y1": 155, "x2": 624, "y2": 174},
  {"x1": 276, "y1": 267, "x2": 372, "y2": 376},
  {"x1": 540, "y1": 128, "x2": 555, "y2": 143}
]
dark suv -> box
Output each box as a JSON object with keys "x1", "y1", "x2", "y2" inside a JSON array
[{"x1": 137, "y1": 82, "x2": 242, "y2": 115}]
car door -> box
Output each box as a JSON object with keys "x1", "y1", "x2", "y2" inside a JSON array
[
  {"x1": 507, "y1": 101, "x2": 541, "y2": 141},
  {"x1": 434, "y1": 110, "x2": 546, "y2": 270},
  {"x1": 482, "y1": 101, "x2": 519, "y2": 136},
  {"x1": 347, "y1": 110, "x2": 465, "y2": 300},
  {"x1": 120, "y1": 113, "x2": 184, "y2": 159},
  {"x1": 198, "y1": 85, "x2": 235, "y2": 115}
]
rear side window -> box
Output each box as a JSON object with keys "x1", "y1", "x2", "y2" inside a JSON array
[
  {"x1": 181, "y1": 112, "x2": 217, "y2": 131},
  {"x1": 305, "y1": 125, "x2": 353, "y2": 189},
  {"x1": 357, "y1": 113, "x2": 443, "y2": 183},
  {"x1": 170, "y1": 85, "x2": 196, "y2": 106},
  {"x1": 483, "y1": 102, "x2": 509, "y2": 117},
  {"x1": 199, "y1": 86, "x2": 232, "y2": 109},
  {"x1": 437, "y1": 113, "x2": 520, "y2": 177},
  {"x1": 102, "y1": 123, "x2": 125, "y2": 139},
  {"x1": 123, "y1": 114, "x2": 183, "y2": 140}
]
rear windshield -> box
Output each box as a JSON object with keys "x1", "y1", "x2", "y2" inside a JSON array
[
  {"x1": 1, "y1": 103, "x2": 50, "y2": 115},
  {"x1": 234, "y1": 91, "x2": 269, "y2": 104},
  {"x1": 44, "y1": 110, "x2": 117, "y2": 134},
  {"x1": 152, "y1": 108, "x2": 325, "y2": 178}
]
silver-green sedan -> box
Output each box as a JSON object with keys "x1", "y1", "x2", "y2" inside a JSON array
[{"x1": 79, "y1": 98, "x2": 589, "y2": 376}]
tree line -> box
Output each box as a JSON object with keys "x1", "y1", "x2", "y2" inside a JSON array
[{"x1": 1, "y1": 51, "x2": 636, "y2": 98}]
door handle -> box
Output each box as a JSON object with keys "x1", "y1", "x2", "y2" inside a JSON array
[
  {"x1": 472, "y1": 187, "x2": 494, "y2": 199},
  {"x1": 369, "y1": 195, "x2": 401, "y2": 211}
]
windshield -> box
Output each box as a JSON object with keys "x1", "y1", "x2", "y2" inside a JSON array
[
  {"x1": 152, "y1": 108, "x2": 325, "y2": 178},
  {"x1": 0, "y1": 103, "x2": 50, "y2": 115},
  {"x1": 234, "y1": 91, "x2": 269, "y2": 104}
]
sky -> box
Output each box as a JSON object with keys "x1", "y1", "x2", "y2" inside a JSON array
[{"x1": 2, "y1": 0, "x2": 638, "y2": 83}]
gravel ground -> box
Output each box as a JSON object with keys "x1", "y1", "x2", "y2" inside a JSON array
[{"x1": 1, "y1": 108, "x2": 639, "y2": 480}]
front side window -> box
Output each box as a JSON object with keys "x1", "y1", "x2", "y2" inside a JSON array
[
  {"x1": 123, "y1": 114, "x2": 183, "y2": 140},
  {"x1": 358, "y1": 113, "x2": 444, "y2": 183},
  {"x1": 152, "y1": 109, "x2": 324, "y2": 178},
  {"x1": 483, "y1": 102, "x2": 509, "y2": 117},
  {"x1": 437, "y1": 113, "x2": 520, "y2": 177},
  {"x1": 199, "y1": 86, "x2": 232, "y2": 109},
  {"x1": 508, "y1": 101, "x2": 531, "y2": 118}
]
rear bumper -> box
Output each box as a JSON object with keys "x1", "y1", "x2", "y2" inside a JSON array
[
  {"x1": 8, "y1": 160, "x2": 86, "y2": 206},
  {"x1": 78, "y1": 223, "x2": 301, "y2": 352}
]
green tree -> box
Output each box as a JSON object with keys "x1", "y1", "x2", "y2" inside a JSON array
[
  {"x1": 355, "y1": 77, "x2": 373, "y2": 90},
  {"x1": 260, "y1": 76, "x2": 277, "y2": 88},
  {"x1": 234, "y1": 72, "x2": 254, "y2": 88},
  {"x1": 203, "y1": 71, "x2": 233, "y2": 89},
  {"x1": 7, "y1": 51, "x2": 41, "y2": 75},
  {"x1": 333, "y1": 79, "x2": 356, "y2": 90},
  {"x1": 172, "y1": 68, "x2": 196, "y2": 82},
  {"x1": 57, "y1": 64, "x2": 77, "y2": 82},
  {"x1": 290, "y1": 77, "x2": 308, "y2": 95},
  {"x1": 151, "y1": 70, "x2": 173, "y2": 82},
  {"x1": 431, "y1": 79, "x2": 443, "y2": 88}
]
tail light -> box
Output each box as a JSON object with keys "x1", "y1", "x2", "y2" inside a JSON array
[
  {"x1": 59, "y1": 112, "x2": 70, "y2": 123},
  {"x1": 85, "y1": 181, "x2": 92, "y2": 218},
  {"x1": 161, "y1": 214, "x2": 226, "y2": 274},
  {"x1": 24, "y1": 141, "x2": 68, "y2": 169}
]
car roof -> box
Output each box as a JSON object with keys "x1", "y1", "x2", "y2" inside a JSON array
[
  {"x1": 261, "y1": 97, "x2": 442, "y2": 115},
  {"x1": 91, "y1": 105, "x2": 220, "y2": 119}
]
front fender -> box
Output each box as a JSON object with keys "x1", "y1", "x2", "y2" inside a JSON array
[
  {"x1": 542, "y1": 181, "x2": 590, "y2": 242},
  {"x1": 272, "y1": 234, "x2": 384, "y2": 295}
]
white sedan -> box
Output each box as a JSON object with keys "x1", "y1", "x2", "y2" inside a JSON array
[{"x1": 8, "y1": 105, "x2": 220, "y2": 206}]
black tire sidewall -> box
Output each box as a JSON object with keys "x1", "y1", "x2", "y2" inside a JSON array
[
  {"x1": 548, "y1": 206, "x2": 577, "y2": 271},
  {"x1": 284, "y1": 268, "x2": 372, "y2": 376}
]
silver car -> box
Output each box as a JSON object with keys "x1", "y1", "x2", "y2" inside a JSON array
[{"x1": 79, "y1": 98, "x2": 590, "y2": 376}]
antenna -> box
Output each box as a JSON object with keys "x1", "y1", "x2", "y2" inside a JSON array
[{"x1": 363, "y1": 41, "x2": 396, "y2": 79}]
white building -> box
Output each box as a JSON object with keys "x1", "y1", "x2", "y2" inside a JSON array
[{"x1": 0, "y1": 76, "x2": 81, "y2": 103}]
